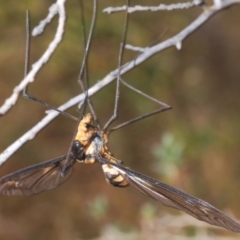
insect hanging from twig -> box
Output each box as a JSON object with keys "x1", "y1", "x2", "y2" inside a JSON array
[
  {"x1": 1, "y1": 112, "x2": 240, "y2": 233},
  {"x1": 0, "y1": 0, "x2": 240, "y2": 234}
]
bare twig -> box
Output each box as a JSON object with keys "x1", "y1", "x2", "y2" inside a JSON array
[
  {"x1": 0, "y1": 0, "x2": 240, "y2": 164},
  {"x1": 103, "y1": 0, "x2": 204, "y2": 14},
  {"x1": 0, "y1": 0, "x2": 66, "y2": 115}
]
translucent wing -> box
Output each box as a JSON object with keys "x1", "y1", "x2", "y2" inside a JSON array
[
  {"x1": 97, "y1": 156, "x2": 240, "y2": 232},
  {"x1": 0, "y1": 155, "x2": 76, "y2": 196}
]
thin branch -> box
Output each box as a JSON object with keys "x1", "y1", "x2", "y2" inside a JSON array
[
  {"x1": 0, "y1": 75, "x2": 111, "y2": 165},
  {"x1": 32, "y1": 3, "x2": 59, "y2": 36},
  {"x1": 0, "y1": 0, "x2": 66, "y2": 115},
  {"x1": 125, "y1": 44, "x2": 145, "y2": 53},
  {"x1": 1, "y1": 0, "x2": 239, "y2": 164},
  {"x1": 114, "y1": 0, "x2": 240, "y2": 75},
  {"x1": 103, "y1": 0, "x2": 204, "y2": 14}
]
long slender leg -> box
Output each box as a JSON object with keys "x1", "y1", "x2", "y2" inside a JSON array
[
  {"x1": 22, "y1": 11, "x2": 79, "y2": 122},
  {"x1": 103, "y1": 0, "x2": 130, "y2": 131},
  {"x1": 77, "y1": 0, "x2": 101, "y2": 128},
  {"x1": 108, "y1": 77, "x2": 171, "y2": 133},
  {"x1": 62, "y1": 0, "x2": 100, "y2": 175},
  {"x1": 103, "y1": 0, "x2": 170, "y2": 133},
  {"x1": 101, "y1": 0, "x2": 171, "y2": 133}
]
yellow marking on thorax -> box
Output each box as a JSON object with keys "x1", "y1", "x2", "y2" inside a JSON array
[
  {"x1": 75, "y1": 113, "x2": 95, "y2": 146},
  {"x1": 75, "y1": 114, "x2": 128, "y2": 187}
]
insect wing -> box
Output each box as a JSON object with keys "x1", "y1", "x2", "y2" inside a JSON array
[
  {"x1": 97, "y1": 156, "x2": 240, "y2": 232},
  {"x1": 0, "y1": 155, "x2": 75, "y2": 196}
]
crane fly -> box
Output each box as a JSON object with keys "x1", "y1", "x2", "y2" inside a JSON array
[
  {"x1": 1, "y1": 0, "x2": 239, "y2": 234},
  {"x1": 0, "y1": 113, "x2": 240, "y2": 233}
]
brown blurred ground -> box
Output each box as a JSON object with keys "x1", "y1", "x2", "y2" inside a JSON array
[{"x1": 0, "y1": 0, "x2": 240, "y2": 239}]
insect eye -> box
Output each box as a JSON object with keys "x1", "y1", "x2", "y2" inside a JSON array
[{"x1": 72, "y1": 140, "x2": 84, "y2": 160}]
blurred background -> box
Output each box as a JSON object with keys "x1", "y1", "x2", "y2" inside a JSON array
[{"x1": 0, "y1": 0, "x2": 240, "y2": 239}]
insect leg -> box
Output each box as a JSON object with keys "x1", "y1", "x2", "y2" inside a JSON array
[{"x1": 22, "y1": 11, "x2": 79, "y2": 122}]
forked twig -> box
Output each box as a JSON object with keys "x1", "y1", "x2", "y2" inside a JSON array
[
  {"x1": 0, "y1": 0, "x2": 67, "y2": 115},
  {"x1": 0, "y1": 0, "x2": 240, "y2": 164}
]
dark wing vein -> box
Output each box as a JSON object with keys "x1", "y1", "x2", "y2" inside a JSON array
[
  {"x1": 0, "y1": 155, "x2": 76, "y2": 196},
  {"x1": 97, "y1": 156, "x2": 240, "y2": 233}
]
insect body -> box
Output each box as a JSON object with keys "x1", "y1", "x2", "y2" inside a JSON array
[
  {"x1": 73, "y1": 113, "x2": 128, "y2": 187},
  {"x1": 0, "y1": 113, "x2": 240, "y2": 233},
  {"x1": 0, "y1": 113, "x2": 128, "y2": 197}
]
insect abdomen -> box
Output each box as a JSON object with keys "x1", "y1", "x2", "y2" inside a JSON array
[{"x1": 102, "y1": 164, "x2": 128, "y2": 187}]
